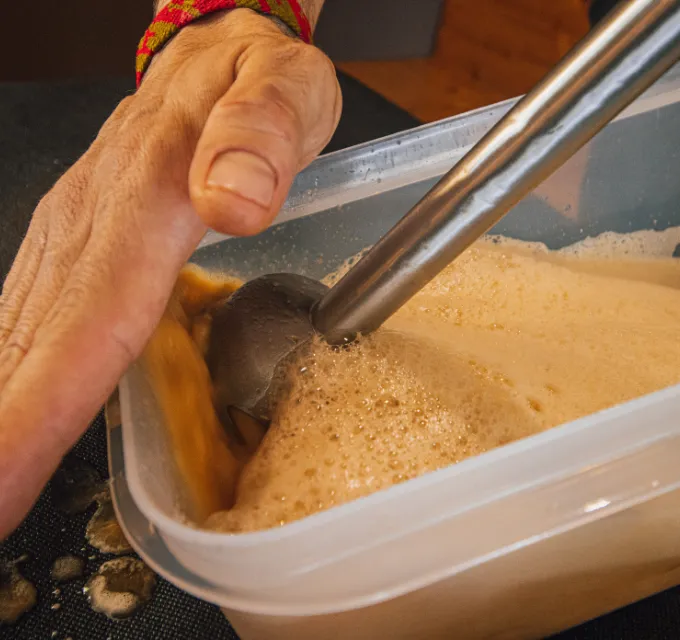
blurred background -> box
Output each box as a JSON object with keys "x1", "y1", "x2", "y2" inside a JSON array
[{"x1": 0, "y1": 0, "x2": 590, "y2": 122}]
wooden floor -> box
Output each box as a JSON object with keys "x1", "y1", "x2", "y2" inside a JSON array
[{"x1": 337, "y1": 0, "x2": 590, "y2": 123}]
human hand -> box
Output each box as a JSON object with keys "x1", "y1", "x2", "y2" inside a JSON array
[{"x1": 0, "y1": 8, "x2": 341, "y2": 539}]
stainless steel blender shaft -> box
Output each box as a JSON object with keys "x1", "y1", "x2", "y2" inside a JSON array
[{"x1": 313, "y1": 0, "x2": 680, "y2": 344}]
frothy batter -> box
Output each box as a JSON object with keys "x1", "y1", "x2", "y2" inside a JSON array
[{"x1": 204, "y1": 230, "x2": 680, "y2": 533}]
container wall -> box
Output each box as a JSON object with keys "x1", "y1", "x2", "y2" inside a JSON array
[
  {"x1": 226, "y1": 489, "x2": 680, "y2": 640},
  {"x1": 192, "y1": 86, "x2": 680, "y2": 281}
]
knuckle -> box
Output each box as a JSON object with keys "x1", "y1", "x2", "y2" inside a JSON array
[
  {"x1": 0, "y1": 276, "x2": 30, "y2": 321},
  {"x1": 298, "y1": 44, "x2": 333, "y2": 73},
  {"x1": 1, "y1": 335, "x2": 30, "y2": 359},
  {"x1": 264, "y1": 45, "x2": 338, "y2": 127},
  {"x1": 93, "y1": 96, "x2": 191, "y2": 181},
  {"x1": 211, "y1": 89, "x2": 300, "y2": 148},
  {"x1": 100, "y1": 95, "x2": 137, "y2": 134},
  {"x1": 41, "y1": 246, "x2": 76, "y2": 288},
  {"x1": 221, "y1": 79, "x2": 293, "y2": 120},
  {"x1": 45, "y1": 162, "x2": 90, "y2": 211},
  {"x1": 116, "y1": 94, "x2": 137, "y2": 114},
  {"x1": 109, "y1": 326, "x2": 138, "y2": 363},
  {"x1": 258, "y1": 80, "x2": 298, "y2": 120},
  {"x1": 1, "y1": 271, "x2": 18, "y2": 302},
  {"x1": 108, "y1": 94, "x2": 162, "y2": 140},
  {"x1": 95, "y1": 108, "x2": 196, "y2": 198},
  {"x1": 0, "y1": 341, "x2": 27, "y2": 380},
  {"x1": 91, "y1": 131, "x2": 169, "y2": 199},
  {"x1": 0, "y1": 319, "x2": 12, "y2": 345},
  {"x1": 277, "y1": 43, "x2": 335, "y2": 91},
  {"x1": 44, "y1": 273, "x2": 91, "y2": 330},
  {"x1": 0, "y1": 303, "x2": 38, "y2": 363}
]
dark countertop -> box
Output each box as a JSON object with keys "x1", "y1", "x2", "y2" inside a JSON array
[{"x1": 1, "y1": 75, "x2": 679, "y2": 640}]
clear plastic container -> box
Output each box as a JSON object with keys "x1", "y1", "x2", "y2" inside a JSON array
[{"x1": 109, "y1": 63, "x2": 680, "y2": 640}]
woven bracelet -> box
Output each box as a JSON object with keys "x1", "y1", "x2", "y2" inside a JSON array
[{"x1": 136, "y1": 0, "x2": 313, "y2": 87}]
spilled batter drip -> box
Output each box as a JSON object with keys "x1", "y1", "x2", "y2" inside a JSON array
[
  {"x1": 0, "y1": 558, "x2": 37, "y2": 624},
  {"x1": 86, "y1": 488, "x2": 133, "y2": 555},
  {"x1": 144, "y1": 229, "x2": 680, "y2": 533},
  {"x1": 51, "y1": 556, "x2": 85, "y2": 583},
  {"x1": 84, "y1": 557, "x2": 155, "y2": 619}
]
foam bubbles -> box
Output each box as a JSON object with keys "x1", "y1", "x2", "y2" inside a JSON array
[{"x1": 207, "y1": 228, "x2": 680, "y2": 533}]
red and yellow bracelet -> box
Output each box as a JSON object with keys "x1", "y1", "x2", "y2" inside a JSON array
[{"x1": 136, "y1": 0, "x2": 313, "y2": 88}]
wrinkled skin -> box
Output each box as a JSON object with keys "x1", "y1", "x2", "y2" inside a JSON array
[{"x1": 0, "y1": 8, "x2": 341, "y2": 540}]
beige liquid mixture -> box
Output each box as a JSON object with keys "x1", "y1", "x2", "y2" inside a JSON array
[{"x1": 202, "y1": 230, "x2": 680, "y2": 533}]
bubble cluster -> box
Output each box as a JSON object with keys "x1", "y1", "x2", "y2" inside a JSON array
[
  {"x1": 84, "y1": 557, "x2": 156, "y2": 620},
  {"x1": 207, "y1": 229, "x2": 680, "y2": 533}
]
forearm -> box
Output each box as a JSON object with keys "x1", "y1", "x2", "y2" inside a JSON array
[{"x1": 154, "y1": 0, "x2": 326, "y2": 30}]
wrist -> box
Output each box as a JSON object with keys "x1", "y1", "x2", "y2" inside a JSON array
[
  {"x1": 142, "y1": 8, "x2": 292, "y2": 84},
  {"x1": 138, "y1": 0, "x2": 316, "y2": 87}
]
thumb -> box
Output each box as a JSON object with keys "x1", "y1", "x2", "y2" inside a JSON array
[{"x1": 189, "y1": 40, "x2": 342, "y2": 237}]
